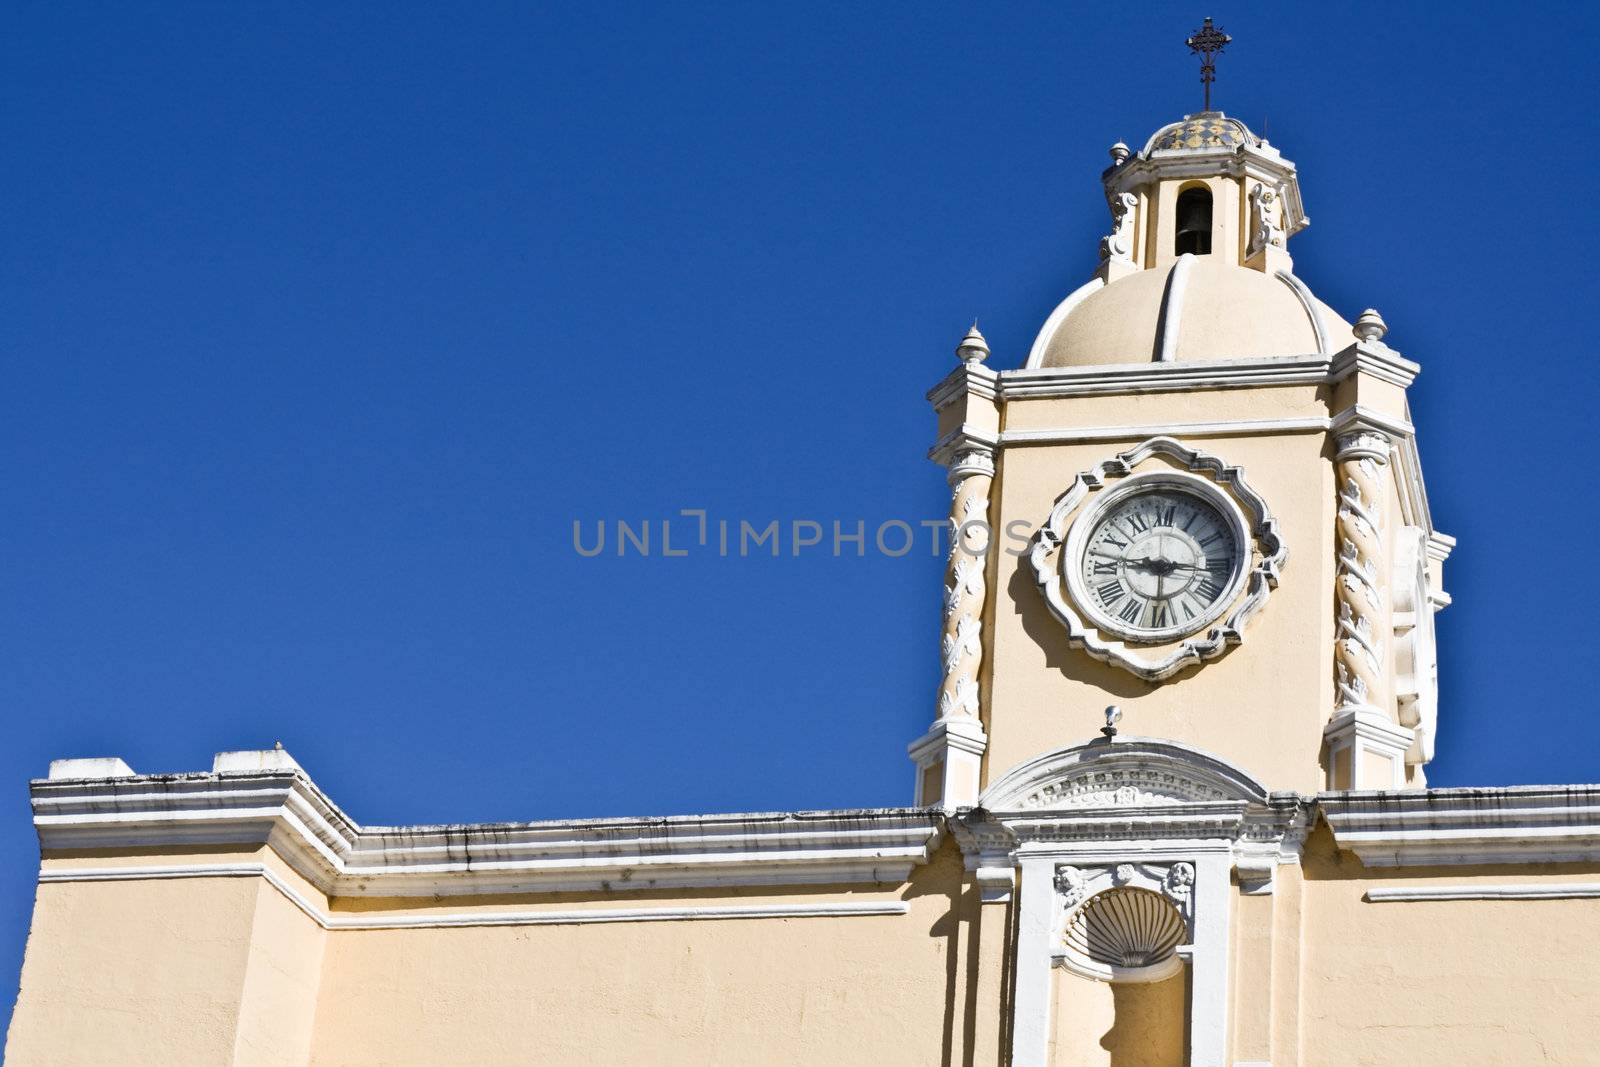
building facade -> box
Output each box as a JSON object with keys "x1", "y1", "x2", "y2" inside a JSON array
[{"x1": 8, "y1": 110, "x2": 1600, "y2": 1067}]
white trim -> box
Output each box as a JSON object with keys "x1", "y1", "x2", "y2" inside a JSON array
[
  {"x1": 927, "y1": 363, "x2": 1000, "y2": 411},
  {"x1": 1155, "y1": 255, "x2": 1194, "y2": 363},
  {"x1": 31, "y1": 768, "x2": 946, "y2": 899},
  {"x1": 1010, "y1": 845, "x2": 1232, "y2": 1067},
  {"x1": 1328, "y1": 341, "x2": 1421, "y2": 389},
  {"x1": 1365, "y1": 883, "x2": 1600, "y2": 903},
  {"x1": 1274, "y1": 271, "x2": 1330, "y2": 355},
  {"x1": 997, "y1": 343, "x2": 1419, "y2": 401},
  {"x1": 1320, "y1": 786, "x2": 1600, "y2": 867},
  {"x1": 38, "y1": 863, "x2": 910, "y2": 929},
  {"x1": 1061, "y1": 471, "x2": 1250, "y2": 644},
  {"x1": 1001, "y1": 416, "x2": 1328, "y2": 446},
  {"x1": 1001, "y1": 355, "x2": 1332, "y2": 399},
  {"x1": 1024, "y1": 276, "x2": 1106, "y2": 369}
]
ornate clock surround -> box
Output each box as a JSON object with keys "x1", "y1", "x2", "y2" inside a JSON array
[{"x1": 1028, "y1": 436, "x2": 1287, "y2": 681}]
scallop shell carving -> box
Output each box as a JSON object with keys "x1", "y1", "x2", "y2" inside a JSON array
[{"x1": 1062, "y1": 887, "x2": 1186, "y2": 970}]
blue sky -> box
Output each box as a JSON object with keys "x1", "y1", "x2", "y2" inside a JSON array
[{"x1": 4, "y1": 1, "x2": 1599, "y2": 1029}]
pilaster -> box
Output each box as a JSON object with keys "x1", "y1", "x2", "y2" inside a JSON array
[{"x1": 912, "y1": 327, "x2": 1000, "y2": 807}]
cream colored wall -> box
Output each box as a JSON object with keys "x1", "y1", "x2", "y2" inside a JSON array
[
  {"x1": 233, "y1": 864, "x2": 328, "y2": 1067},
  {"x1": 983, "y1": 398, "x2": 1338, "y2": 793},
  {"x1": 1052, "y1": 968, "x2": 1187, "y2": 1066},
  {"x1": 308, "y1": 843, "x2": 970, "y2": 1067},
  {"x1": 1299, "y1": 830, "x2": 1600, "y2": 1066},
  {"x1": 6, "y1": 875, "x2": 261, "y2": 1065}
]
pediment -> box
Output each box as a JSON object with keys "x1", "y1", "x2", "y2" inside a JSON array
[{"x1": 980, "y1": 738, "x2": 1268, "y2": 812}]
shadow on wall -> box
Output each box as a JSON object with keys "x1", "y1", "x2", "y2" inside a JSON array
[{"x1": 1053, "y1": 964, "x2": 1188, "y2": 1066}]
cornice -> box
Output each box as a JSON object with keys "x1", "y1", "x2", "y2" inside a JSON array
[
  {"x1": 927, "y1": 425, "x2": 1000, "y2": 467},
  {"x1": 997, "y1": 343, "x2": 1420, "y2": 402},
  {"x1": 33, "y1": 760, "x2": 1600, "y2": 901},
  {"x1": 926, "y1": 363, "x2": 999, "y2": 411},
  {"x1": 1328, "y1": 341, "x2": 1421, "y2": 388},
  {"x1": 36, "y1": 863, "x2": 910, "y2": 930},
  {"x1": 31, "y1": 769, "x2": 945, "y2": 897},
  {"x1": 1000, "y1": 354, "x2": 1332, "y2": 399},
  {"x1": 1318, "y1": 785, "x2": 1600, "y2": 867}
]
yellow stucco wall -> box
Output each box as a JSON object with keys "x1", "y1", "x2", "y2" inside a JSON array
[
  {"x1": 1298, "y1": 828, "x2": 1600, "y2": 1067},
  {"x1": 6, "y1": 876, "x2": 261, "y2": 1065},
  {"x1": 307, "y1": 841, "x2": 970, "y2": 1067},
  {"x1": 1052, "y1": 967, "x2": 1187, "y2": 1066},
  {"x1": 983, "y1": 418, "x2": 1338, "y2": 794}
]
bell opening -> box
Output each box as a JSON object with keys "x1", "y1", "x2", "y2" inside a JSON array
[{"x1": 1174, "y1": 187, "x2": 1213, "y2": 256}]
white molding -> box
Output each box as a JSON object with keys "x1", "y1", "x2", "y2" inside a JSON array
[
  {"x1": 1320, "y1": 786, "x2": 1600, "y2": 867},
  {"x1": 1024, "y1": 276, "x2": 1105, "y2": 370},
  {"x1": 1010, "y1": 844, "x2": 1233, "y2": 1067},
  {"x1": 1001, "y1": 355, "x2": 1332, "y2": 399},
  {"x1": 38, "y1": 863, "x2": 909, "y2": 929},
  {"x1": 1000, "y1": 416, "x2": 1329, "y2": 446},
  {"x1": 999, "y1": 343, "x2": 1420, "y2": 402},
  {"x1": 1000, "y1": 406, "x2": 1408, "y2": 449},
  {"x1": 927, "y1": 363, "x2": 1000, "y2": 411},
  {"x1": 1275, "y1": 271, "x2": 1330, "y2": 355},
  {"x1": 927, "y1": 424, "x2": 1000, "y2": 468},
  {"x1": 981, "y1": 737, "x2": 1269, "y2": 811},
  {"x1": 1364, "y1": 883, "x2": 1600, "y2": 903},
  {"x1": 1061, "y1": 471, "x2": 1252, "y2": 644},
  {"x1": 1155, "y1": 255, "x2": 1195, "y2": 363},
  {"x1": 30, "y1": 766, "x2": 946, "y2": 899},
  {"x1": 1328, "y1": 341, "x2": 1421, "y2": 389}
]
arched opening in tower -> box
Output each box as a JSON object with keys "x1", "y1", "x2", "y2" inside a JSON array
[{"x1": 1174, "y1": 187, "x2": 1213, "y2": 256}]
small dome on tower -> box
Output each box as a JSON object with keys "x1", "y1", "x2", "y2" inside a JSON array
[{"x1": 1144, "y1": 112, "x2": 1257, "y2": 153}]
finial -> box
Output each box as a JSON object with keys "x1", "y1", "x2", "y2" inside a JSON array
[
  {"x1": 955, "y1": 322, "x2": 990, "y2": 366},
  {"x1": 1101, "y1": 704, "x2": 1123, "y2": 740},
  {"x1": 1108, "y1": 141, "x2": 1130, "y2": 166},
  {"x1": 1185, "y1": 17, "x2": 1232, "y2": 112},
  {"x1": 1353, "y1": 308, "x2": 1389, "y2": 344},
  {"x1": 274, "y1": 740, "x2": 284, "y2": 751}
]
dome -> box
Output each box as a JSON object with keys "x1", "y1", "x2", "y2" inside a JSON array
[
  {"x1": 1031, "y1": 258, "x2": 1351, "y2": 367},
  {"x1": 1144, "y1": 111, "x2": 1257, "y2": 153}
]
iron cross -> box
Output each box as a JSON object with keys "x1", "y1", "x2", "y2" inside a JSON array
[{"x1": 1186, "y1": 17, "x2": 1232, "y2": 112}]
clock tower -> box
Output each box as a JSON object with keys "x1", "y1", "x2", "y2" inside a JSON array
[{"x1": 909, "y1": 108, "x2": 1452, "y2": 806}]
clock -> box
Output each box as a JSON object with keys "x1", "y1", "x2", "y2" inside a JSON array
[
  {"x1": 1028, "y1": 437, "x2": 1286, "y2": 681},
  {"x1": 1064, "y1": 474, "x2": 1249, "y2": 643}
]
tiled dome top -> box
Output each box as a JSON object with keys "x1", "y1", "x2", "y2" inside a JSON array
[{"x1": 1145, "y1": 112, "x2": 1256, "y2": 153}]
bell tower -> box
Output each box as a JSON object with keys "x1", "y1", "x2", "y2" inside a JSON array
[{"x1": 908, "y1": 107, "x2": 1453, "y2": 807}]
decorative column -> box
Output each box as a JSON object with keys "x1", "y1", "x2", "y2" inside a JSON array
[
  {"x1": 909, "y1": 325, "x2": 995, "y2": 808},
  {"x1": 1325, "y1": 419, "x2": 1412, "y2": 789}
]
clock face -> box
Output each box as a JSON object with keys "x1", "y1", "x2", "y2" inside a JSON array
[{"x1": 1072, "y1": 481, "x2": 1246, "y2": 641}]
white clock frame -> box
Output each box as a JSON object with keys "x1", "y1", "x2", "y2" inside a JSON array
[
  {"x1": 1061, "y1": 470, "x2": 1251, "y2": 644},
  {"x1": 1028, "y1": 436, "x2": 1287, "y2": 681}
]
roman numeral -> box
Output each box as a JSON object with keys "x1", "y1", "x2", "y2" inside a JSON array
[
  {"x1": 1148, "y1": 602, "x2": 1169, "y2": 627},
  {"x1": 1103, "y1": 534, "x2": 1128, "y2": 549},
  {"x1": 1157, "y1": 505, "x2": 1176, "y2": 527},
  {"x1": 1196, "y1": 577, "x2": 1221, "y2": 600},
  {"x1": 1198, "y1": 532, "x2": 1222, "y2": 548},
  {"x1": 1182, "y1": 510, "x2": 1198, "y2": 532},
  {"x1": 1206, "y1": 558, "x2": 1231, "y2": 577},
  {"x1": 1119, "y1": 599, "x2": 1143, "y2": 624},
  {"x1": 1097, "y1": 580, "x2": 1126, "y2": 604},
  {"x1": 1092, "y1": 561, "x2": 1118, "y2": 575},
  {"x1": 1127, "y1": 512, "x2": 1152, "y2": 533},
  {"x1": 1176, "y1": 597, "x2": 1194, "y2": 621}
]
